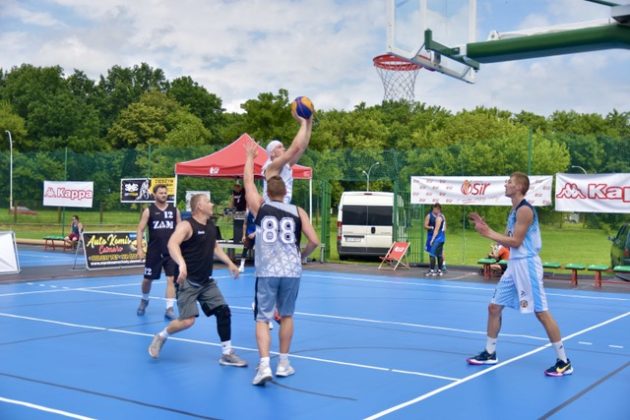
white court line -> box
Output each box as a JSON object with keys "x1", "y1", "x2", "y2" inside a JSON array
[
  {"x1": 18, "y1": 285, "x2": 550, "y2": 342},
  {"x1": 364, "y1": 311, "x2": 630, "y2": 420},
  {"x1": 0, "y1": 396, "x2": 95, "y2": 419},
  {"x1": 302, "y1": 272, "x2": 630, "y2": 302},
  {"x1": 0, "y1": 281, "x2": 601, "y2": 343},
  {"x1": 0, "y1": 312, "x2": 457, "y2": 382}
]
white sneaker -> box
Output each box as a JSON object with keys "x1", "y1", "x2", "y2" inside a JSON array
[
  {"x1": 148, "y1": 334, "x2": 166, "y2": 359},
  {"x1": 275, "y1": 360, "x2": 295, "y2": 377},
  {"x1": 238, "y1": 261, "x2": 245, "y2": 273},
  {"x1": 252, "y1": 363, "x2": 273, "y2": 386}
]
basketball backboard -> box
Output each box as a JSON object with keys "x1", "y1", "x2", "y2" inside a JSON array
[{"x1": 387, "y1": 0, "x2": 478, "y2": 83}]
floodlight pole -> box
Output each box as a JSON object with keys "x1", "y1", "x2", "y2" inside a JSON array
[
  {"x1": 5, "y1": 130, "x2": 13, "y2": 212},
  {"x1": 362, "y1": 162, "x2": 380, "y2": 191}
]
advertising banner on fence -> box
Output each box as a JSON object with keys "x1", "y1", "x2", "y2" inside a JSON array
[
  {"x1": 555, "y1": 173, "x2": 630, "y2": 214},
  {"x1": 120, "y1": 178, "x2": 176, "y2": 203},
  {"x1": 43, "y1": 181, "x2": 94, "y2": 208},
  {"x1": 83, "y1": 231, "x2": 144, "y2": 270},
  {"x1": 410, "y1": 176, "x2": 553, "y2": 206}
]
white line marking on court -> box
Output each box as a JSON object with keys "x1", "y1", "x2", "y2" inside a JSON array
[
  {"x1": 608, "y1": 344, "x2": 624, "y2": 349},
  {"x1": 0, "y1": 312, "x2": 458, "y2": 382},
  {"x1": 301, "y1": 272, "x2": 630, "y2": 302},
  {"x1": 287, "y1": 310, "x2": 548, "y2": 342},
  {"x1": 0, "y1": 396, "x2": 95, "y2": 419},
  {"x1": 578, "y1": 341, "x2": 592, "y2": 345},
  {"x1": 363, "y1": 311, "x2": 630, "y2": 420}
]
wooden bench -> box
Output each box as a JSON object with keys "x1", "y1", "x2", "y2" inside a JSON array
[
  {"x1": 564, "y1": 263, "x2": 586, "y2": 287},
  {"x1": 477, "y1": 258, "x2": 496, "y2": 280},
  {"x1": 43, "y1": 235, "x2": 71, "y2": 251},
  {"x1": 587, "y1": 264, "x2": 609, "y2": 288}
]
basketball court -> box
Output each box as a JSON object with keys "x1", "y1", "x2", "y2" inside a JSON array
[{"x1": 0, "y1": 246, "x2": 628, "y2": 419}]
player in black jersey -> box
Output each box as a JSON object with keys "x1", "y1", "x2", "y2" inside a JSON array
[
  {"x1": 136, "y1": 184, "x2": 181, "y2": 320},
  {"x1": 148, "y1": 193, "x2": 247, "y2": 367}
]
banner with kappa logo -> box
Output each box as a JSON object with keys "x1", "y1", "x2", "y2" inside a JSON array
[
  {"x1": 43, "y1": 181, "x2": 94, "y2": 208},
  {"x1": 410, "y1": 176, "x2": 553, "y2": 206},
  {"x1": 555, "y1": 173, "x2": 630, "y2": 213}
]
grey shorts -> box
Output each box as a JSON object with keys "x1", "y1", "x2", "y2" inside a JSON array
[
  {"x1": 177, "y1": 278, "x2": 226, "y2": 319},
  {"x1": 254, "y1": 277, "x2": 300, "y2": 322}
]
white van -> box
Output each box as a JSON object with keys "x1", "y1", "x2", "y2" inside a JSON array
[{"x1": 336, "y1": 191, "x2": 406, "y2": 259}]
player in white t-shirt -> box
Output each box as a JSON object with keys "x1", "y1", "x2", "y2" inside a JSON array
[{"x1": 262, "y1": 109, "x2": 313, "y2": 203}]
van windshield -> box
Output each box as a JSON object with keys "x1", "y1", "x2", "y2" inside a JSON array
[{"x1": 342, "y1": 205, "x2": 392, "y2": 226}]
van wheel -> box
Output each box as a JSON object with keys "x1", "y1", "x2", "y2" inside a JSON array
[{"x1": 339, "y1": 254, "x2": 347, "y2": 260}]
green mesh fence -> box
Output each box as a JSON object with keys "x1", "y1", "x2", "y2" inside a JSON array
[{"x1": 0, "y1": 134, "x2": 628, "y2": 264}]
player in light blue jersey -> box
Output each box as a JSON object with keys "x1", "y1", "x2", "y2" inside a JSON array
[
  {"x1": 244, "y1": 139, "x2": 319, "y2": 386},
  {"x1": 467, "y1": 172, "x2": 572, "y2": 377}
]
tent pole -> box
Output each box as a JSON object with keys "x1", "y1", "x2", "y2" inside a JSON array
[{"x1": 309, "y1": 178, "x2": 313, "y2": 221}]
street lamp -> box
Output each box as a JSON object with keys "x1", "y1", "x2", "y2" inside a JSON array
[
  {"x1": 571, "y1": 165, "x2": 587, "y2": 174},
  {"x1": 5, "y1": 130, "x2": 12, "y2": 213},
  {"x1": 361, "y1": 161, "x2": 380, "y2": 191}
]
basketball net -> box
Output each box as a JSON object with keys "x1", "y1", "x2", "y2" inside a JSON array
[{"x1": 373, "y1": 54, "x2": 422, "y2": 102}]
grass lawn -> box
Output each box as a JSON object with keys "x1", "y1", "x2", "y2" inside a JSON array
[{"x1": 2, "y1": 207, "x2": 614, "y2": 267}]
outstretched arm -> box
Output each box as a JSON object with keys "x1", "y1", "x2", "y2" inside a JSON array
[
  {"x1": 469, "y1": 208, "x2": 532, "y2": 249},
  {"x1": 265, "y1": 111, "x2": 312, "y2": 177},
  {"x1": 244, "y1": 139, "x2": 263, "y2": 217}
]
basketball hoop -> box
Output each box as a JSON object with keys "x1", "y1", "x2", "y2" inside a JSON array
[{"x1": 373, "y1": 54, "x2": 422, "y2": 102}]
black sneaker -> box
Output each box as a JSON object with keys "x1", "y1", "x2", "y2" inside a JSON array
[
  {"x1": 137, "y1": 299, "x2": 149, "y2": 316},
  {"x1": 467, "y1": 350, "x2": 498, "y2": 365},
  {"x1": 544, "y1": 359, "x2": 573, "y2": 377}
]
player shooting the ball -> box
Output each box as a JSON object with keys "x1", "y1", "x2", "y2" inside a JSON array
[{"x1": 262, "y1": 97, "x2": 314, "y2": 204}]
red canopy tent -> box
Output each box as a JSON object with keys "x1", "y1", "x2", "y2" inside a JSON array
[
  {"x1": 174, "y1": 133, "x2": 313, "y2": 216},
  {"x1": 175, "y1": 133, "x2": 312, "y2": 179}
]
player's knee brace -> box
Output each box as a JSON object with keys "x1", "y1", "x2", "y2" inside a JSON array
[{"x1": 213, "y1": 305, "x2": 231, "y2": 342}]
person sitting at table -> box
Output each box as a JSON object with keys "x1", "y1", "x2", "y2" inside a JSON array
[
  {"x1": 64, "y1": 215, "x2": 83, "y2": 247},
  {"x1": 488, "y1": 242, "x2": 510, "y2": 275}
]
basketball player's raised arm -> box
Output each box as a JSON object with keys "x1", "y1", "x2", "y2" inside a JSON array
[
  {"x1": 136, "y1": 207, "x2": 150, "y2": 259},
  {"x1": 267, "y1": 112, "x2": 313, "y2": 176},
  {"x1": 298, "y1": 207, "x2": 320, "y2": 259},
  {"x1": 244, "y1": 139, "x2": 262, "y2": 217},
  {"x1": 167, "y1": 221, "x2": 193, "y2": 284}
]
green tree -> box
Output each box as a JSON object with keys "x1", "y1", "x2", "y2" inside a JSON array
[{"x1": 167, "y1": 76, "x2": 225, "y2": 140}]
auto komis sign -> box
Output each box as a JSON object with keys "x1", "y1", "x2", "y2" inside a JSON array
[
  {"x1": 410, "y1": 176, "x2": 553, "y2": 206},
  {"x1": 555, "y1": 173, "x2": 630, "y2": 213}
]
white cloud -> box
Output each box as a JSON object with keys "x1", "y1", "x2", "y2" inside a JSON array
[{"x1": 0, "y1": 0, "x2": 627, "y2": 116}]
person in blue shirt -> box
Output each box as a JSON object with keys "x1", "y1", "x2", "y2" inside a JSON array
[
  {"x1": 239, "y1": 210, "x2": 256, "y2": 273},
  {"x1": 424, "y1": 203, "x2": 446, "y2": 276}
]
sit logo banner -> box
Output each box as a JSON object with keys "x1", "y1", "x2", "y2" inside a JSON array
[{"x1": 120, "y1": 178, "x2": 176, "y2": 203}]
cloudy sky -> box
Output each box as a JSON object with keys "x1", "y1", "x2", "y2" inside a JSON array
[{"x1": 0, "y1": 0, "x2": 627, "y2": 116}]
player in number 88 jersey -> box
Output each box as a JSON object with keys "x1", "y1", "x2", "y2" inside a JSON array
[
  {"x1": 255, "y1": 205, "x2": 302, "y2": 278},
  {"x1": 244, "y1": 139, "x2": 319, "y2": 386}
]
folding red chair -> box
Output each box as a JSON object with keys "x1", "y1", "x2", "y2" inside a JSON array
[{"x1": 378, "y1": 242, "x2": 410, "y2": 271}]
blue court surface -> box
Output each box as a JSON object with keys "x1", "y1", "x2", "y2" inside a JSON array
[
  {"x1": 0, "y1": 256, "x2": 628, "y2": 419},
  {"x1": 16, "y1": 247, "x2": 79, "y2": 267}
]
